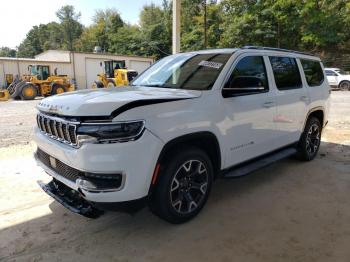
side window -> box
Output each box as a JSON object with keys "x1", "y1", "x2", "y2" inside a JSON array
[
  {"x1": 269, "y1": 56, "x2": 302, "y2": 90},
  {"x1": 325, "y1": 70, "x2": 337, "y2": 76},
  {"x1": 225, "y1": 56, "x2": 268, "y2": 95},
  {"x1": 300, "y1": 59, "x2": 324, "y2": 86}
]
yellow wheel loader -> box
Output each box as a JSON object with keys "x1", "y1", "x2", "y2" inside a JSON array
[
  {"x1": 8, "y1": 65, "x2": 75, "y2": 100},
  {"x1": 0, "y1": 74, "x2": 13, "y2": 101},
  {"x1": 92, "y1": 60, "x2": 138, "y2": 89},
  {"x1": 0, "y1": 89, "x2": 9, "y2": 101}
]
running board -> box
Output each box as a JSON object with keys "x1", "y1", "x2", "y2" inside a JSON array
[{"x1": 222, "y1": 147, "x2": 297, "y2": 178}]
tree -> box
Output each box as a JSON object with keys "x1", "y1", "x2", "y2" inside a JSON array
[
  {"x1": 139, "y1": 3, "x2": 172, "y2": 58},
  {"x1": 56, "y1": 5, "x2": 83, "y2": 51},
  {"x1": 76, "y1": 8, "x2": 124, "y2": 52},
  {"x1": 17, "y1": 22, "x2": 65, "y2": 57},
  {"x1": 0, "y1": 47, "x2": 16, "y2": 57}
]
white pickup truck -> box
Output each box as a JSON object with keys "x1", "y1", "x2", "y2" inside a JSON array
[
  {"x1": 34, "y1": 46, "x2": 330, "y2": 223},
  {"x1": 325, "y1": 67, "x2": 350, "y2": 90}
]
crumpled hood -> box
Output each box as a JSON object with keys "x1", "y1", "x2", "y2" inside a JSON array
[{"x1": 37, "y1": 86, "x2": 202, "y2": 117}]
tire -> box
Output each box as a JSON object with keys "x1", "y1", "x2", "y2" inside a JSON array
[
  {"x1": 20, "y1": 83, "x2": 37, "y2": 100},
  {"x1": 150, "y1": 146, "x2": 213, "y2": 224},
  {"x1": 107, "y1": 80, "x2": 116, "y2": 88},
  {"x1": 51, "y1": 84, "x2": 66, "y2": 95},
  {"x1": 296, "y1": 117, "x2": 322, "y2": 161},
  {"x1": 339, "y1": 81, "x2": 350, "y2": 91},
  {"x1": 92, "y1": 81, "x2": 104, "y2": 89}
]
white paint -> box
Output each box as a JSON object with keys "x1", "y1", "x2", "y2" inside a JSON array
[{"x1": 34, "y1": 48, "x2": 330, "y2": 204}]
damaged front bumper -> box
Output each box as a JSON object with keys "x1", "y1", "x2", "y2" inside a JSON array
[{"x1": 38, "y1": 179, "x2": 104, "y2": 219}]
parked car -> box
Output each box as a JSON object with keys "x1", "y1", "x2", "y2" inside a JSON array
[
  {"x1": 34, "y1": 46, "x2": 330, "y2": 224},
  {"x1": 325, "y1": 67, "x2": 350, "y2": 90}
]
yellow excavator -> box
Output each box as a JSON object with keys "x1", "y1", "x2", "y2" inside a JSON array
[
  {"x1": 8, "y1": 65, "x2": 75, "y2": 100},
  {"x1": 92, "y1": 60, "x2": 138, "y2": 89}
]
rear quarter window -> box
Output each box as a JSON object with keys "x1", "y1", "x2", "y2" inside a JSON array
[{"x1": 300, "y1": 59, "x2": 324, "y2": 86}]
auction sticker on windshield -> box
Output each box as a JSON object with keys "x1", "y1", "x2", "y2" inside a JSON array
[{"x1": 198, "y1": 60, "x2": 223, "y2": 69}]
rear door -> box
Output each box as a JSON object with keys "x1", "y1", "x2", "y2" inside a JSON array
[
  {"x1": 222, "y1": 54, "x2": 278, "y2": 166},
  {"x1": 268, "y1": 56, "x2": 308, "y2": 146}
]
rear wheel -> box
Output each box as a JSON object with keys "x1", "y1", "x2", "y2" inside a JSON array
[
  {"x1": 51, "y1": 84, "x2": 66, "y2": 95},
  {"x1": 20, "y1": 84, "x2": 37, "y2": 100},
  {"x1": 296, "y1": 117, "x2": 322, "y2": 161},
  {"x1": 150, "y1": 147, "x2": 213, "y2": 224},
  {"x1": 339, "y1": 81, "x2": 350, "y2": 91}
]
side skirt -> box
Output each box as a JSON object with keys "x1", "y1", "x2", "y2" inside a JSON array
[{"x1": 221, "y1": 146, "x2": 297, "y2": 178}]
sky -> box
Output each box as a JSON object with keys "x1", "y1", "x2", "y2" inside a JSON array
[{"x1": 0, "y1": 0, "x2": 163, "y2": 48}]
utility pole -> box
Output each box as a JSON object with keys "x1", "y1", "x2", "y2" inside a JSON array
[
  {"x1": 173, "y1": 0, "x2": 181, "y2": 54},
  {"x1": 203, "y1": 0, "x2": 207, "y2": 49}
]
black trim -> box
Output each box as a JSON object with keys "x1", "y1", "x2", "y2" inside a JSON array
[
  {"x1": 220, "y1": 142, "x2": 298, "y2": 176},
  {"x1": 242, "y1": 46, "x2": 315, "y2": 57},
  {"x1": 109, "y1": 98, "x2": 193, "y2": 118}
]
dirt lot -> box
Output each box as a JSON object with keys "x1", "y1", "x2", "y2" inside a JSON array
[{"x1": 0, "y1": 92, "x2": 349, "y2": 262}]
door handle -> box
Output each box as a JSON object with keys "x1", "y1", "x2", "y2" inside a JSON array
[
  {"x1": 262, "y1": 101, "x2": 275, "y2": 108},
  {"x1": 300, "y1": 96, "x2": 310, "y2": 102}
]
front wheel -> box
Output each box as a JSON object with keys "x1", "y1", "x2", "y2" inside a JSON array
[
  {"x1": 296, "y1": 117, "x2": 322, "y2": 161},
  {"x1": 150, "y1": 147, "x2": 213, "y2": 224}
]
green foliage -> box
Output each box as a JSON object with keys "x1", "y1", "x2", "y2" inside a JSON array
[
  {"x1": 56, "y1": 5, "x2": 83, "y2": 51},
  {"x1": 76, "y1": 9, "x2": 124, "y2": 52},
  {"x1": 14, "y1": 1, "x2": 350, "y2": 59},
  {"x1": 0, "y1": 47, "x2": 16, "y2": 57}
]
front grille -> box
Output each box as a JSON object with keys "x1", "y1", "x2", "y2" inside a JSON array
[
  {"x1": 36, "y1": 148, "x2": 84, "y2": 182},
  {"x1": 37, "y1": 113, "x2": 78, "y2": 147}
]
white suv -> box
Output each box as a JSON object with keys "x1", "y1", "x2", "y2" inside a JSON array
[
  {"x1": 325, "y1": 67, "x2": 350, "y2": 90},
  {"x1": 35, "y1": 46, "x2": 330, "y2": 223}
]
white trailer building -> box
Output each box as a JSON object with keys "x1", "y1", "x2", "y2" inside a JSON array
[{"x1": 0, "y1": 50, "x2": 154, "y2": 89}]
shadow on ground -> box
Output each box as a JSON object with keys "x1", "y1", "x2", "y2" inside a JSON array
[{"x1": 1, "y1": 141, "x2": 349, "y2": 262}]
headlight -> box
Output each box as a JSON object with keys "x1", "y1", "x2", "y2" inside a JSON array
[{"x1": 76, "y1": 120, "x2": 145, "y2": 146}]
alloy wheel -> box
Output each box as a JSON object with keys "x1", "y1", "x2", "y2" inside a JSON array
[
  {"x1": 170, "y1": 160, "x2": 209, "y2": 214},
  {"x1": 306, "y1": 123, "x2": 320, "y2": 156}
]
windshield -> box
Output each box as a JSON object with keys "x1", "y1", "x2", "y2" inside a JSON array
[
  {"x1": 132, "y1": 53, "x2": 232, "y2": 90},
  {"x1": 30, "y1": 66, "x2": 38, "y2": 76}
]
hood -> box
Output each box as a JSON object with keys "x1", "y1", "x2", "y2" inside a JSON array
[{"x1": 37, "y1": 86, "x2": 201, "y2": 117}]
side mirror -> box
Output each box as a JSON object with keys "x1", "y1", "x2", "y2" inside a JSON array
[{"x1": 222, "y1": 76, "x2": 265, "y2": 97}]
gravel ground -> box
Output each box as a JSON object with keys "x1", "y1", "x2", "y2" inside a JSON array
[
  {"x1": 0, "y1": 99, "x2": 40, "y2": 148},
  {"x1": 0, "y1": 92, "x2": 349, "y2": 262}
]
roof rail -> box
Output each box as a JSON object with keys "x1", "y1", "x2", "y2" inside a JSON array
[{"x1": 241, "y1": 46, "x2": 315, "y2": 57}]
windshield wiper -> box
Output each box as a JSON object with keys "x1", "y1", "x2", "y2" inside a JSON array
[{"x1": 139, "y1": 84, "x2": 174, "y2": 88}]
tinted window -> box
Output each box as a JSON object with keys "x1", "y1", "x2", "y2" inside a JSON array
[
  {"x1": 226, "y1": 56, "x2": 268, "y2": 93},
  {"x1": 325, "y1": 70, "x2": 337, "y2": 76},
  {"x1": 269, "y1": 57, "x2": 302, "y2": 90},
  {"x1": 300, "y1": 59, "x2": 324, "y2": 86}
]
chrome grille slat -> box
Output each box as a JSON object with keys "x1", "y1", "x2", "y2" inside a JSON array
[
  {"x1": 37, "y1": 113, "x2": 78, "y2": 147},
  {"x1": 57, "y1": 122, "x2": 64, "y2": 140}
]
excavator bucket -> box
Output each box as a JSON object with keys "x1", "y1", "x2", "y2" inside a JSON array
[{"x1": 0, "y1": 89, "x2": 9, "y2": 101}]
